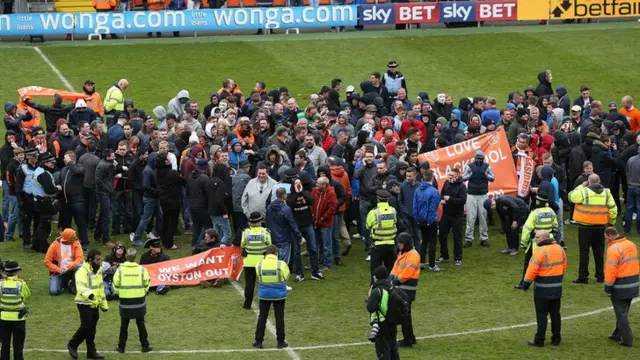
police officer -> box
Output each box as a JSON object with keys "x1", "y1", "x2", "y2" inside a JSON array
[
  {"x1": 569, "y1": 174, "x2": 617, "y2": 284},
  {"x1": 68, "y1": 249, "x2": 108, "y2": 360},
  {"x1": 15, "y1": 147, "x2": 39, "y2": 250},
  {"x1": 516, "y1": 192, "x2": 558, "y2": 289},
  {"x1": 31, "y1": 152, "x2": 59, "y2": 253},
  {"x1": 253, "y1": 245, "x2": 289, "y2": 350},
  {"x1": 390, "y1": 233, "x2": 420, "y2": 348},
  {"x1": 0, "y1": 260, "x2": 30, "y2": 360},
  {"x1": 367, "y1": 190, "x2": 398, "y2": 276},
  {"x1": 366, "y1": 265, "x2": 399, "y2": 360},
  {"x1": 522, "y1": 230, "x2": 567, "y2": 347},
  {"x1": 241, "y1": 212, "x2": 272, "y2": 310},
  {"x1": 603, "y1": 226, "x2": 639, "y2": 347},
  {"x1": 114, "y1": 248, "x2": 152, "y2": 354}
]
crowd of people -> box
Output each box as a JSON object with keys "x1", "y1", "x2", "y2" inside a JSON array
[{"x1": 0, "y1": 62, "x2": 639, "y2": 359}]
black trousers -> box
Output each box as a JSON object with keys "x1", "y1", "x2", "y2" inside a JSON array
[
  {"x1": 501, "y1": 216, "x2": 520, "y2": 250},
  {"x1": 59, "y1": 201, "x2": 88, "y2": 247},
  {"x1": 611, "y1": 298, "x2": 634, "y2": 346},
  {"x1": 439, "y1": 213, "x2": 463, "y2": 261},
  {"x1": 232, "y1": 211, "x2": 248, "y2": 246},
  {"x1": 84, "y1": 188, "x2": 97, "y2": 229},
  {"x1": 118, "y1": 317, "x2": 149, "y2": 349},
  {"x1": 520, "y1": 246, "x2": 533, "y2": 284},
  {"x1": 255, "y1": 300, "x2": 285, "y2": 343},
  {"x1": 33, "y1": 212, "x2": 52, "y2": 253},
  {"x1": 401, "y1": 300, "x2": 415, "y2": 344},
  {"x1": 20, "y1": 197, "x2": 38, "y2": 248},
  {"x1": 69, "y1": 305, "x2": 100, "y2": 355},
  {"x1": 374, "y1": 321, "x2": 399, "y2": 360},
  {"x1": 244, "y1": 267, "x2": 257, "y2": 308},
  {"x1": 0, "y1": 320, "x2": 25, "y2": 360},
  {"x1": 190, "y1": 208, "x2": 211, "y2": 247},
  {"x1": 160, "y1": 207, "x2": 180, "y2": 248},
  {"x1": 112, "y1": 190, "x2": 133, "y2": 233},
  {"x1": 534, "y1": 298, "x2": 561, "y2": 344},
  {"x1": 577, "y1": 225, "x2": 605, "y2": 281},
  {"x1": 370, "y1": 244, "x2": 397, "y2": 276},
  {"x1": 418, "y1": 222, "x2": 438, "y2": 267}
]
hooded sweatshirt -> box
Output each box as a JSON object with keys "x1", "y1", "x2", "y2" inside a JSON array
[
  {"x1": 556, "y1": 86, "x2": 570, "y2": 114},
  {"x1": 266, "y1": 197, "x2": 302, "y2": 246},
  {"x1": 44, "y1": 235, "x2": 84, "y2": 275},
  {"x1": 4, "y1": 101, "x2": 32, "y2": 146},
  {"x1": 535, "y1": 72, "x2": 553, "y2": 98},
  {"x1": 167, "y1": 90, "x2": 190, "y2": 121},
  {"x1": 330, "y1": 165, "x2": 352, "y2": 213},
  {"x1": 228, "y1": 138, "x2": 247, "y2": 170},
  {"x1": 538, "y1": 166, "x2": 558, "y2": 212},
  {"x1": 209, "y1": 164, "x2": 229, "y2": 216},
  {"x1": 142, "y1": 152, "x2": 159, "y2": 198}
]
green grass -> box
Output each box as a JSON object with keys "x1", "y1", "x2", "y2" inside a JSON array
[{"x1": 1, "y1": 23, "x2": 640, "y2": 359}]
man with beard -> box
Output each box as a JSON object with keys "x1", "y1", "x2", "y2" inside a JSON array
[
  {"x1": 355, "y1": 149, "x2": 378, "y2": 256},
  {"x1": 81, "y1": 80, "x2": 103, "y2": 118},
  {"x1": 52, "y1": 122, "x2": 76, "y2": 169},
  {"x1": 302, "y1": 134, "x2": 327, "y2": 171},
  {"x1": 30, "y1": 152, "x2": 59, "y2": 253}
]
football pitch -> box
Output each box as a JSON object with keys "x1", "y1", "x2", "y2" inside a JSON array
[{"x1": 1, "y1": 22, "x2": 640, "y2": 359}]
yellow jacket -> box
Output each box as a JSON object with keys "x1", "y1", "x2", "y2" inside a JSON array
[{"x1": 74, "y1": 262, "x2": 108, "y2": 310}]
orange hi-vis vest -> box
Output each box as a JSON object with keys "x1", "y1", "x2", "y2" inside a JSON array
[
  {"x1": 524, "y1": 242, "x2": 567, "y2": 300},
  {"x1": 93, "y1": 0, "x2": 116, "y2": 10},
  {"x1": 605, "y1": 237, "x2": 640, "y2": 299},
  {"x1": 85, "y1": 93, "x2": 104, "y2": 117},
  {"x1": 390, "y1": 248, "x2": 420, "y2": 293},
  {"x1": 569, "y1": 184, "x2": 617, "y2": 226}
]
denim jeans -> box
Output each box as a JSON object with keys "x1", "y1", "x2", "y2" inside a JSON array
[
  {"x1": 182, "y1": 187, "x2": 192, "y2": 229},
  {"x1": 315, "y1": 226, "x2": 333, "y2": 267},
  {"x1": 95, "y1": 191, "x2": 112, "y2": 243},
  {"x1": 104, "y1": 281, "x2": 116, "y2": 298},
  {"x1": 359, "y1": 199, "x2": 372, "y2": 250},
  {"x1": 556, "y1": 198, "x2": 564, "y2": 243},
  {"x1": 49, "y1": 266, "x2": 80, "y2": 295},
  {"x1": 290, "y1": 236, "x2": 304, "y2": 276},
  {"x1": 300, "y1": 224, "x2": 319, "y2": 275},
  {"x1": 624, "y1": 187, "x2": 640, "y2": 234},
  {"x1": 134, "y1": 197, "x2": 162, "y2": 242},
  {"x1": 211, "y1": 216, "x2": 231, "y2": 245},
  {"x1": 277, "y1": 242, "x2": 291, "y2": 264},
  {"x1": 132, "y1": 190, "x2": 143, "y2": 229},
  {"x1": 6, "y1": 194, "x2": 22, "y2": 238},
  {"x1": 332, "y1": 214, "x2": 342, "y2": 262},
  {"x1": 2, "y1": 180, "x2": 9, "y2": 222}
]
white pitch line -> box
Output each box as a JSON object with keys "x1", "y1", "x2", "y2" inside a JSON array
[
  {"x1": 24, "y1": 297, "x2": 637, "y2": 354},
  {"x1": 33, "y1": 46, "x2": 76, "y2": 92},
  {"x1": 231, "y1": 281, "x2": 301, "y2": 360}
]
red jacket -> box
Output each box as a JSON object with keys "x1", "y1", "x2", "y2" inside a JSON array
[
  {"x1": 311, "y1": 186, "x2": 337, "y2": 228},
  {"x1": 321, "y1": 131, "x2": 335, "y2": 154},
  {"x1": 330, "y1": 166, "x2": 352, "y2": 212},
  {"x1": 399, "y1": 119, "x2": 426, "y2": 143}
]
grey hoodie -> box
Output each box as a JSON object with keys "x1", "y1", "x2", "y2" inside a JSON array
[
  {"x1": 167, "y1": 90, "x2": 190, "y2": 121},
  {"x1": 627, "y1": 147, "x2": 640, "y2": 188},
  {"x1": 232, "y1": 168, "x2": 251, "y2": 213}
]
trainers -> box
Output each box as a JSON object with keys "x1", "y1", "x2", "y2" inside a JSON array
[
  {"x1": 129, "y1": 233, "x2": 135, "y2": 243},
  {"x1": 435, "y1": 257, "x2": 448, "y2": 263},
  {"x1": 295, "y1": 275, "x2": 305, "y2": 282},
  {"x1": 252, "y1": 341, "x2": 263, "y2": 349},
  {"x1": 301, "y1": 250, "x2": 308, "y2": 256},
  {"x1": 563, "y1": 219, "x2": 571, "y2": 225},
  {"x1": 133, "y1": 240, "x2": 144, "y2": 247},
  {"x1": 509, "y1": 249, "x2": 519, "y2": 256},
  {"x1": 116, "y1": 347, "x2": 125, "y2": 353},
  {"x1": 420, "y1": 264, "x2": 426, "y2": 270},
  {"x1": 142, "y1": 346, "x2": 153, "y2": 353},
  {"x1": 352, "y1": 233, "x2": 361, "y2": 240},
  {"x1": 286, "y1": 286, "x2": 293, "y2": 291},
  {"x1": 300, "y1": 238, "x2": 306, "y2": 245},
  {"x1": 429, "y1": 265, "x2": 442, "y2": 272},
  {"x1": 277, "y1": 341, "x2": 289, "y2": 349},
  {"x1": 480, "y1": 241, "x2": 490, "y2": 248},
  {"x1": 463, "y1": 242, "x2": 472, "y2": 248},
  {"x1": 321, "y1": 266, "x2": 331, "y2": 272},
  {"x1": 365, "y1": 255, "x2": 371, "y2": 262},
  {"x1": 569, "y1": 219, "x2": 576, "y2": 224},
  {"x1": 342, "y1": 242, "x2": 352, "y2": 256},
  {"x1": 147, "y1": 231, "x2": 156, "y2": 239},
  {"x1": 454, "y1": 260, "x2": 462, "y2": 266},
  {"x1": 501, "y1": 248, "x2": 511, "y2": 254},
  {"x1": 311, "y1": 273, "x2": 325, "y2": 280}
]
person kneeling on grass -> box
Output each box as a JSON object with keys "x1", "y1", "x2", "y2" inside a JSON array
[
  {"x1": 139, "y1": 236, "x2": 170, "y2": 295},
  {"x1": 102, "y1": 242, "x2": 127, "y2": 301},
  {"x1": 195, "y1": 229, "x2": 228, "y2": 288},
  {"x1": 44, "y1": 228, "x2": 84, "y2": 295}
]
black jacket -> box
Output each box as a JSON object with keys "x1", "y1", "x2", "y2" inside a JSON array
[
  {"x1": 6, "y1": 160, "x2": 20, "y2": 196},
  {"x1": 114, "y1": 153, "x2": 133, "y2": 191},
  {"x1": 441, "y1": 177, "x2": 467, "y2": 216},
  {"x1": 495, "y1": 195, "x2": 529, "y2": 224},
  {"x1": 95, "y1": 159, "x2": 115, "y2": 195},
  {"x1": 366, "y1": 278, "x2": 392, "y2": 323},
  {"x1": 286, "y1": 189, "x2": 314, "y2": 227},
  {"x1": 591, "y1": 142, "x2": 621, "y2": 188},
  {"x1": 24, "y1": 100, "x2": 74, "y2": 133},
  {"x1": 157, "y1": 162, "x2": 185, "y2": 210},
  {"x1": 209, "y1": 164, "x2": 229, "y2": 216},
  {"x1": 534, "y1": 72, "x2": 553, "y2": 98},
  {"x1": 128, "y1": 158, "x2": 146, "y2": 192},
  {"x1": 59, "y1": 162, "x2": 85, "y2": 203},
  {"x1": 186, "y1": 169, "x2": 211, "y2": 211},
  {"x1": 139, "y1": 251, "x2": 170, "y2": 265}
]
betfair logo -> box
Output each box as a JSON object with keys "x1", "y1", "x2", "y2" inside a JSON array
[{"x1": 551, "y1": 0, "x2": 640, "y2": 19}]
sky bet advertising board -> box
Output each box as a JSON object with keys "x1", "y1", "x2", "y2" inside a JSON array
[{"x1": 0, "y1": 6, "x2": 357, "y2": 36}]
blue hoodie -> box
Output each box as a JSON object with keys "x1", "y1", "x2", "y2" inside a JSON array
[
  {"x1": 228, "y1": 138, "x2": 247, "y2": 170},
  {"x1": 265, "y1": 198, "x2": 302, "y2": 246},
  {"x1": 539, "y1": 166, "x2": 558, "y2": 211},
  {"x1": 412, "y1": 181, "x2": 440, "y2": 224}
]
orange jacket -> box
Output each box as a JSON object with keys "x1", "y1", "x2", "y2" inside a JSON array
[
  {"x1": 391, "y1": 248, "x2": 420, "y2": 284},
  {"x1": 217, "y1": 86, "x2": 245, "y2": 107},
  {"x1": 621, "y1": 107, "x2": 640, "y2": 135},
  {"x1": 524, "y1": 241, "x2": 566, "y2": 299},
  {"x1": 234, "y1": 126, "x2": 255, "y2": 145},
  {"x1": 44, "y1": 237, "x2": 84, "y2": 276},
  {"x1": 330, "y1": 165, "x2": 351, "y2": 212},
  {"x1": 605, "y1": 237, "x2": 640, "y2": 299},
  {"x1": 85, "y1": 92, "x2": 104, "y2": 117},
  {"x1": 93, "y1": 0, "x2": 116, "y2": 10}
]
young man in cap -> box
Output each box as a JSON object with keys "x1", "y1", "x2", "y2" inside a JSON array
[
  {"x1": 68, "y1": 249, "x2": 108, "y2": 360},
  {"x1": 462, "y1": 150, "x2": 495, "y2": 248},
  {"x1": 139, "y1": 236, "x2": 170, "y2": 295},
  {"x1": 0, "y1": 260, "x2": 30, "y2": 360},
  {"x1": 31, "y1": 152, "x2": 59, "y2": 253},
  {"x1": 44, "y1": 228, "x2": 84, "y2": 295},
  {"x1": 15, "y1": 147, "x2": 39, "y2": 250},
  {"x1": 382, "y1": 61, "x2": 407, "y2": 97},
  {"x1": 241, "y1": 212, "x2": 272, "y2": 308},
  {"x1": 82, "y1": 79, "x2": 104, "y2": 118}
]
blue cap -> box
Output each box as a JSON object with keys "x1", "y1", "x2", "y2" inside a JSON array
[
  {"x1": 506, "y1": 103, "x2": 517, "y2": 110},
  {"x1": 609, "y1": 102, "x2": 617, "y2": 108}
]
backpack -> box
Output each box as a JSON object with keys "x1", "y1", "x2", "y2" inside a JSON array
[{"x1": 378, "y1": 285, "x2": 411, "y2": 324}]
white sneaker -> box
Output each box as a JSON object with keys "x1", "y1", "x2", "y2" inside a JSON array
[
  {"x1": 429, "y1": 265, "x2": 442, "y2": 272},
  {"x1": 295, "y1": 275, "x2": 304, "y2": 282},
  {"x1": 147, "y1": 231, "x2": 156, "y2": 239},
  {"x1": 563, "y1": 219, "x2": 571, "y2": 225},
  {"x1": 129, "y1": 233, "x2": 135, "y2": 243},
  {"x1": 311, "y1": 273, "x2": 325, "y2": 280},
  {"x1": 286, "y1": 286, "x2": 293, "y2": 291},
  {"x1": 300, "y1": 238, "x2": 306, "y2": 245},
  {"x1": 352, "y1": 234, "x2": 362, "y2": 240},
  {"x1": 500, "y1": 248, "x2": 511, "y2": 254},
  {"x1": 365, "y1": 255, "x2": 371, "y2": 262}
]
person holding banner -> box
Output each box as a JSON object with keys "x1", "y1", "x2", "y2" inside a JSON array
[
  {"x1": 139, "y1": 237, "x2": 170, "y2": 295},
  {"x1": 113, "y1": 248, "x2": 152, "y2": 354},
  {"x1": 253, "y1": 245, "x2": 290, "y2": 350},
  {"x1": 462, "y1": 150, "x2": 495, "y2": 248}
]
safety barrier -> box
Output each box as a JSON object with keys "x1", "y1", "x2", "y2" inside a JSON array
[{"x1": 0, "y1": 0, "x2": 638, "y2": 37}]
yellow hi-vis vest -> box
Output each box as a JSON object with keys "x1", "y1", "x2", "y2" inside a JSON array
[
  {"x1": 103, "y1": 85, "x2": 124, "y2": 114},
  {"x1": 367, "y1": 201, "x2": 397, "y2": 246},
  {"x1": 569, "y1": 185, "x2": 617, "y2": 225},
  {"x1": 0, "y1": 277, "x2": 30, "y2": 321},
  {"x1": 74, "y1": 262, "x2": 108, "y2": 310},
  {"x1": 113, "y1": 262, "x2": 150, "y2": 299},
  {"x1": 521, "y1": 207, "x2": 558, "y2": 252},
  {"x1": 241, "y1": 226, "x2": 272, "y2": 268}
]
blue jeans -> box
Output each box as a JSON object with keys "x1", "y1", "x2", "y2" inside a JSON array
[
  {"x1": 104, "y1": 281, "x2": 116, "y2": 298},
  {"x1": 6, "y1": 194, "x2": 22, "y2": 238},
  {"x1": 277, "y1": 242, "x2": 291, "y2": 264},
  {"x1": 624, "y1": 187, "x2": 640, "y2": 234},
  {"x1": 182, "y1": 187, "x2": 192, "y2": 229},
  {"x1": 556, "y1": 198, "x2": 564, "y2": 243},
  {"x1": 315, "y1": 226, "x2": 333, "y2": 268},
  {"x1": 300, "y1": 224, "x2": 319, "y2": 275},
  {"x1": 359, "y1": 199, "x2": 372, "y2": 250},
  {"x1": 2, "y1": 180, "x2": 9, "y2": 222},
  {"x1": 134, "y1": 197, "x2": 162, "y2": 242},
  {"x1": 95, "y1": 191, "x2": 112, "y2": 242},
  {"x1": 332, "y1": 214, "x2": 342, "y2": 262},
  {"x1": 49, "y1": 266, "x2": 80, "y2": 295},
  {"x1": 211, "y1": 216, "x2": 231, "y2": 245}
]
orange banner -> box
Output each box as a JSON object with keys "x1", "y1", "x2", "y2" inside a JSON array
[
  {"x1": 17, "y1": 86, "x2": 89, "y2": 103},
  {"x1": 417, "y1": 128, "x2": 518, "y2": 196},
  {"x1": 143, "y1": 246, "x2": 244, "y2": 287}
]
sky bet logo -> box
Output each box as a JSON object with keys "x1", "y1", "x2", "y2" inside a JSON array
[
  {"x1": 359, "y1": 4, "x2": 395, "y2": 25},
  {"x1": 551, "y1": 0, "x2": 640, "y2": 18}
]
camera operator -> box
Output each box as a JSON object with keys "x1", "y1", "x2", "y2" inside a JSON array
[{"x1": 366, "y1": 265, "x2": 399, "y2": 360}]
